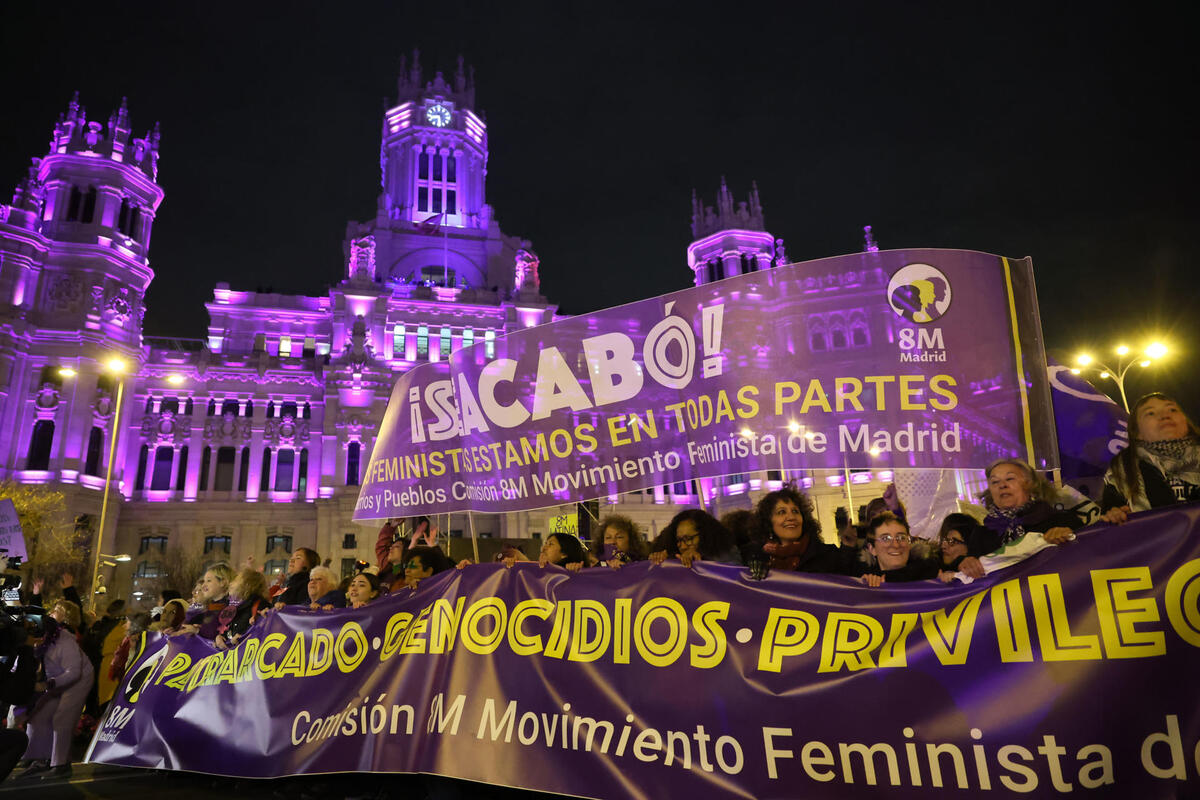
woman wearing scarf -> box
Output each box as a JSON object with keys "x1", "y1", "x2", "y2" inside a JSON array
[
  {"x1": 958, "y1": 459, "x2": 1082, "y2": 579},
  {"x1": 1102, "y1": 393, "x2": 1200, "y2": 522},
  {"x1": 745, "y1": 486, "x2": 846, "y2": 577}
]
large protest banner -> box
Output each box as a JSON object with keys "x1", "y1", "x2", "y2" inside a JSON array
[
  {"x1": 353, "y1": 249, "x2": 1057, "y2": 519},
  {"x1": 91, "y1": 507, "x2": 1200, "y2": 798}
]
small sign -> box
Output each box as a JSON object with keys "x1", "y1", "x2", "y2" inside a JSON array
[
  {"x1": 0, "y1": 498, "x2": 28, "y2": 562},
  {"x1": 547, "y1": 513, "x2": 577, "y2": 536}
]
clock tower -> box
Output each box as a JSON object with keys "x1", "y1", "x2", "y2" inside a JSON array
[{"x1": 378, "y1": 51, "x2": 487, "y2": 232}]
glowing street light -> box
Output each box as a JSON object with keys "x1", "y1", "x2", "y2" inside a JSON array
[
  {"x1": 166, "y1": 373, "x2": 185, "y2": 385},
  {"x1": 90, "y1": 355, "x2": 133, "y2": 611},
  {"x1": 1074, "y1": 341, "x2": 1168, "y2": 412},
  {"x1": 57, "y1": 366, "x2": 77, "y2": 378}
]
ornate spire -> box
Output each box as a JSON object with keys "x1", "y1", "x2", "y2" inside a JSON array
[
  {"x1": 690, "y1": 179, "x2": 766, "y2": 238},
  {"x1": 863, "y1": 225, "x2": 879, "y2": 253}
]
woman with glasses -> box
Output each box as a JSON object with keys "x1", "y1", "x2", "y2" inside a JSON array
[
  {"x1": 861, "y1": 513, "x2": 940, "y2": 587},
  {"x1": 935, "y1": 513, "x2": 975, "y2": 574},
  {"x1": 649, "y1": 509, "x2": 740, "y2": 567},
  {"x1": 403, "y1": 546, "x2": 454, "y2": 590}
]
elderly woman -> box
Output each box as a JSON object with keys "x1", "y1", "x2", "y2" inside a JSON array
[
  {"x1": 18, "y1": 601, "x2": 93, "y2": 779},
  {"x1": 307, "y1": 566, "x2": 346, "y2": 611},
  {"x1": 861, "y1": 513, "x2": 940, "y2": 587},
  {"x1": 957, "y1": 459, "x2": 1083, "y2": 579},
  {"x1": 216, "y1": 568, "x2": 269, "y2": 649},
  {"x1": 649, "y1": 509, "x2": 740, "y2": 567},
  {"x1": 180, "y1": 563, "x2": 235, "y2": 639},
  {"x1": 590, "y1": 514, "x2": 648, "y2": 569},
  {"x1": 347, "y1": 572, "x2": 381, "y2": 608},
  {"x1": 1102, "y1": 393, "x2": 1200, "y2": 521},
  {"x1": 744, "y1": 487, "x2": 844, "y2": 576}
]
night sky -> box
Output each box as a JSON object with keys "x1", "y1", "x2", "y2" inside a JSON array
[{"x1": 3, "y1": 3, "x2": 1197, "y2": 410}]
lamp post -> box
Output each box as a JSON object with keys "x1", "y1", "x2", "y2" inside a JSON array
[
  {"x1": 90, "y1": 356, "x2": 128, "y2": 612},
  {"x1": 1073, "y1": 342, "x2": 1168, "y2": 413}
]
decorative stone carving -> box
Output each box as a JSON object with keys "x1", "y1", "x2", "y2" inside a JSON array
[
  {"x1": 514, "y1": 249, "x2": 540, "y2": 291},
  {"x1": 89, "y1": 284, "x2": 104, "y2": 316},
  {"x1": 348, "y1": 236, "x2": 377, "y2": 281},
  {"x1": 202, "y1": 410, "x2": 251, "y2": 444},
  {"x1": 93, "y1": 388, "x2": 114, "y2": 420},
  {"x1": 105, "y1": 286, "x2": 132, "y2": 324},
  {"x1": 45, "y1": 274, "x2": 83, "y2": 312},
  {"x1": 34, "y1": 382, "x2": 60, "y2": 410}
]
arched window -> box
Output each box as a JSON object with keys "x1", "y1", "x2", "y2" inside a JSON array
[
  {"x1": 81, "y1": 187, "x2": 97, "y2": 224},
  {"x1": 150, "y1": 446, "x2": 174, "y2": 490},
  {"x1": 84, "y1": 426, "x2": 103, "y2": 476},
  {"x1": 244, "y1": 399, "x2": 253, "y2": 417},
  {"x1": 266, "y1": 401, "x2": 275, "y2": 419},
  {"x1": 260, "y1": 447, "x2": 272, "y2": 491},
  {"x1": 184, "y1": 398, "x2": 194, "y2": 416},
  {"x1": 809, "y1": 332, "x2": 827, "y2": 352},
  {"x1": 65, "y1": 186, "x2": 83, "y2": 221},
  {"x1": 144, "y1": 396, "x2": 155, "y2": 414},
  {"x1": 199, "y1": 446, "x2": 212, "y2": 491},
  {"x1": 851, "y1": 323, "x2": 869, "y2": 347},
  {"x1": 302, "y1": 402, "x2": 311, "y2": 420},
  {"x1": 26, "y1": 420, "x2": 54, "y2": 470},
  {"x1": 346, "y1": 442, "x2": 360, "y2": 486},
  {"x1": 238, "y1": 447, "x2": 251, "y2": 492},
  {"x1": 831, "y1": 328, "x2": 848, "y2": 349},
  {"x1": 207, "y1": 399, "x2": 217, "y2": 416},
  {"x1": 214, "y1": 446, "x2": 235, "y2": 491},
  {"x1": 135, "y1": 444, "x2": 149, "y2": 490},
  {"x1": 176, "y1": 445, "x2": 189, "y2": 491},
  {"x1": 298, "y1": 448, "x2": 309, "y2": 494},
  {"x1": 275, "y1": 449, "x2": 295, "y2": 492}
]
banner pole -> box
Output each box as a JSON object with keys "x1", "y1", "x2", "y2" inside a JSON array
[
  {"x1": 694, "y1": 479, "x2": 706, "y2": 512},
  {"x1": 468, "y1": 511, "x2": 480, "y2": 563}
]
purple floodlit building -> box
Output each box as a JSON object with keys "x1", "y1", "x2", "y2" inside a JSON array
[
  {"x1": 1, "y1": 61, "x2": 991, "y2": 600},
  {"x1": 0, "y1": 61, "x2": 576, "y2": 595}
]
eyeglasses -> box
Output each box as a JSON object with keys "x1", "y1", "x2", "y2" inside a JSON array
[
  {"x1": 676, "y1": 533, "x2": 700, "y2": 546},
  {"x1": 942, "y1": 537, "x2": 965, "y2": 546},
  {"x1": 403, "y1": 560, "x2": 423, "y2": 570},
  {"x1": 875, "y1": 533, "x2": 911, "y2": 545}
]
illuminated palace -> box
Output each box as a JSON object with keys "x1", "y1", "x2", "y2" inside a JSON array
[{"x1": 0, "y1": 60, "x2": 997, "y2": 599}]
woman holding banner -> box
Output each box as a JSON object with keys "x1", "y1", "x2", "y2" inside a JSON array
[
  {"x1": 590, "y1": 514, "x2": 648, "y2": 568},
  {"x1": 650, "y1": 509, "x2": 740, "y2": 567},
  {"x1": 956, "y1": 460, "x2": 1081, "y2": 579},
  {"x1": 861, "y1": 513, "x2": 940, "y2": 587},
  {"x1": 744, "y1": 487, "x2": 843, "y2": 576},
  {"x1": 1102, "y1": 393, "x2": 1200, "y2": 520}
]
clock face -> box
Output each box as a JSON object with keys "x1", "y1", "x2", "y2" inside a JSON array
[{"x1": 426, "y1": 104, "x2": 451, "y2": 128}]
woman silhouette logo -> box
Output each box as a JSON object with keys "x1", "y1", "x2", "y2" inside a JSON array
[{"x1": 886, "y1": 264, "x2": 952, "y2": 323}]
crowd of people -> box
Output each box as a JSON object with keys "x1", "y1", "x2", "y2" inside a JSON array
[{"x1": 2, "y1": 391, "x2": 1197, "y2": 785}]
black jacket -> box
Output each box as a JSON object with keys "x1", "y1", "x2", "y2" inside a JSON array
[
  {"x1": 967, "y1": 504, "x2": 1082, "y2": 558},
  {"x1": 1102, "y1": 458, "x2": 1198, "y2": 511},
  {"x1": 276, "y1": 570, "x2": 310, "y2": 606}
]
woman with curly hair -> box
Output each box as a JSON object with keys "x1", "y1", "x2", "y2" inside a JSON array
[
  {"x1": 1102, "y1": 393, "x2": 1200, "y2": 521},
  {"x1": 747, "y1": 486, "x2": 844, "y2": 575},
  {"x1": 590, "y1": 514, "x2": 649, "y2": 568},
  {"x1": 649, "y1": 509, "x2": 740, "y2": 567}
]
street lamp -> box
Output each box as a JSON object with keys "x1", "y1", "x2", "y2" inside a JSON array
[
  {"x1": 1072, "y1": 341, "x2": 1168, "y2": 412},
  {"x1": 89, "y1": 356, "x2": 129, "y2": 611}
]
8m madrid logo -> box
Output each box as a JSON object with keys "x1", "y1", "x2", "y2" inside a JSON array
[{"x1": 887, "y1": 263, "x2": 951, "y2": 361}]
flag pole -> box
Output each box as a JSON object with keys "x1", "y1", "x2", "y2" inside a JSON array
[{"x1": 468, "y1": 510, "x2": 480, "y2": 563}]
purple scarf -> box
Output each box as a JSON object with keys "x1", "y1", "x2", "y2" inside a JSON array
[{"x1": 983, "y1": 500, "x2": 1056, "y2": 546}]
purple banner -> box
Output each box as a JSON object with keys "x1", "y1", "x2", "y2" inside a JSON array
[
  {"x1": 91, "y1": 508, "x2": 1200, "y2": 798},
  {"x1": 354, "y1": 249, "x2": 1056, "y2": 518},
  {"x1": 1049, "y1": 363, "x2": 1129, "y2": 480}
]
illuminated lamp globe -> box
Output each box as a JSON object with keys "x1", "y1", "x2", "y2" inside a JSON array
[
  {"x1": 1076, "y1": 354, "x2": 1092, "y2": 366},
  {"x1": 57, "y1": 367, "x2": 77, "y2": 378},
  {"x1": 1146, "y1": 342, "x2": 1168, "y2": 359},
  {"x1": 105, "y1": 357, "x2": 127, "y2": 374}
]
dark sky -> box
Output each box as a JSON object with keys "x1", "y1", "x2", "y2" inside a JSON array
[{"x1": 3, "y1": 3, "x2": 1197, "y2": 408}]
